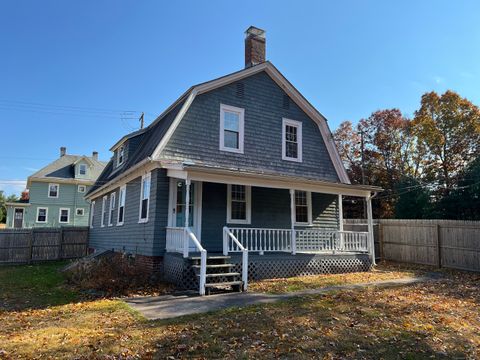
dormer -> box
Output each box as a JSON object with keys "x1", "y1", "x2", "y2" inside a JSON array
[{"x1": 73, "y1": 157, "x2": 95, "y2": 179}]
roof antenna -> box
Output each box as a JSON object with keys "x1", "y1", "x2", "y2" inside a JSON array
[{"x1": 139, "y1": 112, "x2": 144, "y2": 129}]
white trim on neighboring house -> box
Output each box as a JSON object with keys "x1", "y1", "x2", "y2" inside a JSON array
[
  {"x1": 138, "y1": 172, "x2": 151, "y2": 223},
  {"x1": 48, "y1": 183, "x2": 59, "y2": 198},
  {"x1": 59, "y1": 208, "x2": 70, "y2": 224},
  {"x1": 294, "y1": 190, "x2": 312, "y2": 226},
  {"x1": 90, "y1": 201, "x2": 95, "y2": 228},
  {"x1": 282, "y1": 118, "x2": 302, "y2": 162},
  {"x1": 117, "y1": 184, "x2": 126, "y2": 226},
  {"x1": 108, "y1": 192, "x2": 116, "y2": 226},
  {"x1": 76, "y1": 208, "x2": 85, "y2": 216},
  {"x1": 117, "y1": 145, "x2": 125, "y2": 167},
  {"x1": 36, "y1": 207, "x2": 48, "y2": 223},
  {"x1": 219, "y1": 104, "x2": 245, "y2": 154},
  {"x1": 226, "y1": 184, "x2": 251, "y2": 224},
  {"x1": 78, "y1": 185, "x2": 86, "y2": 193},
  {"x1": 79, "y1": 164, "x2": 87, "y2": 176},
  {"x1": 101, "y1": 196, "x2": 107, "y2": 227},
  {"x1": 13, "y1": 207, "x2": 25, "y2": 228},
  {"x1": 150, "y1": 62, "x2": 350, "y2": 184}
]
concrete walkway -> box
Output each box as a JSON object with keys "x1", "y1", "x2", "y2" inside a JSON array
[{"x1": 125, "y1": 276, "x2": 432, "y2": 320}]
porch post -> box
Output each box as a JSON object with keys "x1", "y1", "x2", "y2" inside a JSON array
[
  {"x1": 183, "y1": 179, "x2": 191, "y2": 258},
  {"x1": 338, "y1": 194, "x2": 344, "y2": 252},
  {"x1": 289, "y1": 189, "x2": 296, "y2": 255},
  {"x1": 366, "y1": 194, "x2": 376, "y2": 265}
]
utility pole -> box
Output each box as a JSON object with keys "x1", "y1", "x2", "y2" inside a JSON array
[
  {"x1": 360, "y1": 129, "x2": 368, "y2": 219},
  {"x1": 139, "y1": 112, "x2": 144, "y2": 129}
]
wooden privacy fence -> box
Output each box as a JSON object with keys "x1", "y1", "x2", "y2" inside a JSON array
[
  {"x1": 345, "y1": 219, "x2": 480, "y2": 272},
  {"x1": 0, "y1": 227, "x2": 88, "y2": 264}
]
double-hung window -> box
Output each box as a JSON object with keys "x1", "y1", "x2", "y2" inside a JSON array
[
  {"x1": 59, "y1": 208, "x2": 70, "y2": 223},
  {"x1": 101, "y1": 196, "x2": 107, "y2": 227},
  {"x1": 36, "y1": 207, "x2": 48, "y2": 223},
  {"x1": 227, "y1": 184, "x2": 251, "y2": 224},
  {"x1": 220, "y1": 104, "x2": 244, "y2": 153},
  {"x1": 295, "y1": 190, "x2": 312, "y2": 225},
  {"x1": 48, "y1": 183, "x2": 59, "y2": 198},
  {"x1": 117, "y1": 145, "x2": 125, "y2": 166},
  {"x1": 139, "y1": 173, "x2": 151, "y2": 223},
  {"x1": 79, "y1": 164, "x2": 87, "y2": 175},
  {"x1": 108, "y1": 192, "x2": 116, "y2": 226},
  {"x1": 117, "y1": 185, "x2": 126, "y2": 225},
  {"x1": 282, "y1": 118, "x2": 302, "y2": 162},
  {"x1": 90, "y1": 201, "x2": 95, "y2": 228}
]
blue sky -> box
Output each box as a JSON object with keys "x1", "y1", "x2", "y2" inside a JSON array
[{"x1": 1, "y1": 1, "x2": 479, "y2": 195}]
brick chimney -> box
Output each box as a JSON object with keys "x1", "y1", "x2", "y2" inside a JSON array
[
  {"x1": 92, "y1": 151, "x2": 98, "y2": 160},
  {"x1": 245, "y1": 26, "x2": 266, "y2": 68},
  {"x1": 60, "y1": 146, "x2": 66, "y2": 157}
]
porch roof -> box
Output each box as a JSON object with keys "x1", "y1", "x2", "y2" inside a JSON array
[{"x1": 165, "y1": 164, "x2": 382, "y2": 198}]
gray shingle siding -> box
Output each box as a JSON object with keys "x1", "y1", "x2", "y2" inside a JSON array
[
  {"x1": 89, "y1": 169, "x2": 169, "y2": 256},
  {"x1": 160, "y1": 71, "x2": 339, "y2": 182},
  {"x1": 200, "y1": 182, "x2": 339, "y2": 252}
]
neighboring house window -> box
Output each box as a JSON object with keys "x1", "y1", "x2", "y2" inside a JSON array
[
  {"x1": 59, "y1": 208, "x2": 70, "y2": 223},
  {"x1": 117, "y1": 185, "x2": 126, "y2": 226},
  {"x1": 219, "y1": 104, "x2": 244, "y2": 153},
  {"x1": 36, "y1": 207, "x2": 48, "y2": 223},
  {"x1": 76, "y1": 208, "x2": 85, "y2": 216},
  {"x1": 139, "y1": 173, "x2": 151, "y2": 223},
  {"x1": 227, "y1": 184, "x2": 251, "y2": 224},
  {"x1": 295, "y1": 190, "x2": 311, "y2": 225},
  {"x1": 117, "y1": 145, "x2": 125, "y2": 166},
  {"x1": 79, "y1": 164, "x2": 87, "y2": 175},
  {"x1": 101, "y1": 196, "x2": 107, "y2": 227},
  {"x1": 90, "y1": 201, "x2": 95, "y2": 228},
  {"x1": 78, "y1": 185, "x2": 86, "y2": 193},
  {"x1": 282, "y1": 118, "x2": 303, "y2": 162},
  {"x1": 108, "y1": 192, "x2": 116, "y2": 226},
  {"x1": 48, "y1": 183, "x2": 59, "y2": 198}
]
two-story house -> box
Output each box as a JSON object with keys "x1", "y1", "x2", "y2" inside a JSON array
[
  {"x1": 86, "y1": 27, "x2": 381, "y2": 295},
  {"x1": 6, "y1": 147, "x2": 106, "y2": 228}
]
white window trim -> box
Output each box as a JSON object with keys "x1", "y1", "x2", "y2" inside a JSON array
[
  {"x1": 226, "y1": 184, "x2": 251, "y2": 224},
  {"x1": 101, "y1": 196, "x2": 107, "y2": 227},
  {"x1": 90, "y1": 201, "x2": 95, "y2": 228},
  {"x1": 117, "y1": 185, "x2": 126, "y2": 226},
  {"x1": 294, "y1": 190, "x2": 312, "y2": 226},
  {"x1": 108, "y1": 192, "x2": 116, "y2": 226},
  {"x1": 59, "y1": 208, "x2": 70, "y2": 224},
  {"x1": 79, "y1": 164, "x2": 87, "y2": 176},
  {"x1": 138, "y1": 172, "x2": 151, "y2": 223},
  {"x1": 48, "y1": 183, "x2": 59, "y2": 198},
  {"x1": 282, "y1": 118, "x2": 303, "y2": 162},
  {"x1": 78, "y1": 185, "x2": 86, "y2": 193},
  {"x1": 36, "y1": 207, "x2": 48, "y2": 223},
  {"x1": 219, "y1": 104, "x2": 245, "y2": 154},
  {"x1": 117, "y1": 145, "x2": 125, "y2": 167},
  {"x1": 76, "y1": 208, "x2": 85, "y2": 216}
]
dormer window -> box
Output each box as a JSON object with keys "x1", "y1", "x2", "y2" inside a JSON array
[
  {"x1": 79, "y1": 164, "x2": 87, "y2": 175},
  {"x1": 117, "y1": 145, "x2": 125, "y2": 166}
]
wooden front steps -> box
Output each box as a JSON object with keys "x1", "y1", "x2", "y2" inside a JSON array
[{"x1": 189, "y1": 254, "x2": 243, "y2": 295}]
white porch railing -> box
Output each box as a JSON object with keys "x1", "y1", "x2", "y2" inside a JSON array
[
  {"x1": 222, "y1": 227, "x2": 248, "y2": 291},
  {"x1": 224, "y1": 227, "x2": 369, "y2": 254},
  {"x1": 166, "y1": 226, "x2": 207, "y2": 296}
]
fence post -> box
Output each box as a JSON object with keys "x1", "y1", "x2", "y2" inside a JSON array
[
  {"x1": 59, "y1": 228, "x2": 64, "y2": 260},
  {"x1": 436, "y1": 223, "x2": 442, "y2": 268},
  {"x1": 27, "y1": 229, "x2": 33, "y2": 264}
]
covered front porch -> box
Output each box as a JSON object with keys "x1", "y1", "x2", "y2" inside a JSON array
[{"x1": 162, "y1": 165, "x2": 380, "y2": 295}]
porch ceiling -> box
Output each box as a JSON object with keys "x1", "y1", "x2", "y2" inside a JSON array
[{"x1": 165, "y1": 164, "x2": 381, "y2": 198}]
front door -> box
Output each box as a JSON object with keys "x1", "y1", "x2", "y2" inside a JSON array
[
  {"x1": 170, "y1": 179, "x2": 202, "y2": 250},
  {"x1": 13, "y1": 208, "x2": 24, "y2": 228}
]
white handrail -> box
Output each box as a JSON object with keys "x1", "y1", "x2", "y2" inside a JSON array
[
  {"x1": 223, "y1": 226, "x2": 248, "y2": 291},
  {"x1": 185, "y1": 227, "x2": 207, "y2": 296}
]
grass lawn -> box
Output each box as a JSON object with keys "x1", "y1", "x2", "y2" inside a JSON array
[{"x1": 0, "y1": 262, "x2": 479, "y2": 359}]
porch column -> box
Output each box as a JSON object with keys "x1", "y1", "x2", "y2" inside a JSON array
[
  {"x1": 338, "y1": 194, "x2": 344, "y2": 251},
  {"x1": 183, "y1": 179, "x2": 191, "y2": 258},
  {"x1": 366, "y1": 194, "x2": 376, "y2": 265},
  {"x1": 289, "y1": 189, "x2": 296, "y2": 255}
]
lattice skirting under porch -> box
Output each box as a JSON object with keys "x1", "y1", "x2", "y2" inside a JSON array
[{"x1": 163, "y1": 252, "x2": 372, "y2": 289}]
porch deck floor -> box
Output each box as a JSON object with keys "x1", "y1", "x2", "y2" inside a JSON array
[{"x1": 126, "y1": 276, "x2": 432, "y2": 320}]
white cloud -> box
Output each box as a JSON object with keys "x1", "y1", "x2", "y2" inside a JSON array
[
  {"x1": 23, "y1": 167, "x2": 39, "y2": 172},
  {"x1": 433, "y1": 76, "x2": 445, "y2": 84},
  {"x1": 0, "y1": 180, "x2": 27, "y2": 196}
]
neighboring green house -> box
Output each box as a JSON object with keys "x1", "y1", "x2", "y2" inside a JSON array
[{"x1": 5, "y1": 147, "x2": 106, "y2": 228}]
